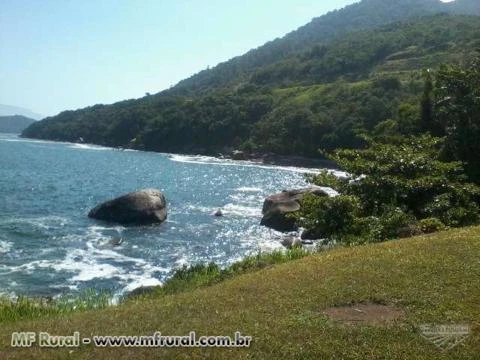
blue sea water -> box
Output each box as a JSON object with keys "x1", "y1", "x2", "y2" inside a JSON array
[{"x1": 0, "y1": 133, "x2": 335, "y2": 300}]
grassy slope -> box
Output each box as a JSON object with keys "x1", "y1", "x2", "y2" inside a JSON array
[{"x1": 1, "y1": 227, "x2": 479, "y2": 359}]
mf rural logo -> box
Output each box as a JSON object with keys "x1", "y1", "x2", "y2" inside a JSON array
[{"x1": 419, "y1": 324, "x2": 470, "y2": 351}]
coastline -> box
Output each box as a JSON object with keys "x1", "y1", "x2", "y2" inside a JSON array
[
  {"x1": 244, "y1": 153, "x2": 337, "y2": 170},
  {"x1": 3, "y1": 133, "x2": 328, "y2": 302},
  {"x1": 18, "y1": 133, "x2": 339, "y2": 171}
]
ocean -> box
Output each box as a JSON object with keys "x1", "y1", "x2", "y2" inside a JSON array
[{"x1": 0, "y1": 133, "x2": 337, "y2": 301}]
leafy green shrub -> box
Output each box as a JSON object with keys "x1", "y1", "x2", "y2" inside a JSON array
[
  {"x1": 419, "y1": 217, "x2": 446, "y2": 234},
  {"x1": 345, "y1": 208, "x2": 419, "y2": 244},
  {"x1": 443, "y1": 205, "x2": 480, "y2": 228},
  {"x1": 306, "y1": 170, "x2": 347, "y2": 193},
  {"x1": 423, "y1": 191, "x2": 480, "y2": 227},
  {"x1": 322, "y1": 135, "x2": 480, "y2": 222},
  {"x1": 351, "y1": 216, "x2": 383, "y2": 244},
  {"x1": 378, "y1": 207, "x2": 419, "y2": 239},
  {"x1": 308, "y1": 135, "x2": 480, "y2": 243},
  {"x1": 296, "y1": 194, "x2": 360, "y2": 240}
]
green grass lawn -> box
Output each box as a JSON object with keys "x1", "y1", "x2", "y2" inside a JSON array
[{"x1": 1, "y1": 226, "x2": 479, "y2": 359}]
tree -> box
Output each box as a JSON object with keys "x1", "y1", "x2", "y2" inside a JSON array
[
  {"x1": 420, "y1": 69, "x2": 436, "y2": 134},
  {"x1": 298, "y1": 135, "x2": 480, "y2": 243},
  {"x1": 433, "y1": 55, "x2": 480, "y2": 182}
]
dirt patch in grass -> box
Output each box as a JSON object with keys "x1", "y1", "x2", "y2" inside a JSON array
[{"x1": 324, "y1": 302, "x2": 406, "y2": 326}]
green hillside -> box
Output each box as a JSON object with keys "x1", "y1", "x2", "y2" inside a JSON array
[
  {"x1": 171, "y1": 0, "x2": 479, "y2": 95},
  {"x1": 22, "y1": 11, "x2": 480, "y2": 156}
]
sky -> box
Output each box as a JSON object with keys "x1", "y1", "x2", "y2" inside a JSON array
[{"x1": 0, "y1": 0, "x2": 362, "y2": 117}]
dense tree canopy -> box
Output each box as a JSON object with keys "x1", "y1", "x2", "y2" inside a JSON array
[
  {"x1": 296, "y1": 135, "x2": 480, "y2": 243},
  {"x1": 22, "y1": 14, "x2": 480, "y2": 158},
  {"x1": 434, "y1": 57, "x2": 480, "y2": 182}
]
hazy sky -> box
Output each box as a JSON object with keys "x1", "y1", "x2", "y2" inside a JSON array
[{"x1": 0, "y1": 0, "x2": 360, "y2": 117}]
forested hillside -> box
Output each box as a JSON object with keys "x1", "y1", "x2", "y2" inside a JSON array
[
  {"x1": 171, "y1": 0, "x2": 479, "y2": 95},
  {"x1": 23, "y1": 11, "x2": 480, "y2": 156}
]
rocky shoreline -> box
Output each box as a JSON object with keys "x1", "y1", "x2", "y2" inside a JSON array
[
  {"x1": 219, "y1": 150, "x2": 337, "y2": 170},
  {"x1": 24, "y1": 134, "x2": 338, "y2": 171}
]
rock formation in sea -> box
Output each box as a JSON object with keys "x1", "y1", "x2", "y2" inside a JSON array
[
  {"x1": 260, "y1": 187, "x2": 328, "y2": 232},
  {"x1": 88, "y1": 189, "x2": 167, "y2": 225}
]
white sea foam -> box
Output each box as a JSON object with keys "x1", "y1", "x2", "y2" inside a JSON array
[
  {"x1": 168, "y1": 154, "x2": 221, "y2": 165},
  {"x1": 0, "y1": 291, "x2": 17, "y2": 301},
  {"x1": 184, "y1": 204, "x2": 216, "y2": 214},
  {"x1": 174, "y1": 255, "x2": 190, "y2": 268},
  {"x1": 0, "y1": 136, "x2": 64, "y2": 145},
  {"x1": 236, "y1": 186, "x2": 263, "y2": 192},
  {"x1": 122, "y1": 278, "x2": 163, "y2": 294},
  {"x1": 58, "y1": 235, "x2": 169, "y2": 286},
  {"x1": 108, "y1": 277, "x2": 164, "y2": 304},
  {"x1": 229, "y1": 193, "x2": 262, "y2": 204},
  {"x1": 168, "y1": 154, "x2": 332, "y2": 174},
  {"x1": 0, "y1": 259, "x2": 53, "y2": 274},
  {"x1": 88, "y1": 225, "x2": 125, "y2": 234},
  {"x1": 0, "y1": 240, "x2": 12, "y2": 253},
  {"x1": 19, "y1": 248, "x2": 166, "y2": 286},
  {"x1": 217, "y1": 226, "x2": 284, "y2": 260},
  {"x1": 0, "y1": 224, "x2": 169, "y2": 299},
  {"x1": 69, "y1": 263, "x2": 120, "y2": 282},
  {"x1": 69, "y1": 143, "x2": 112, "y2": 151},
  {"x1": 222, "y1": 203, "x2": 261, "y2": 217},
  {"x1": 256, "y1": 241, "x2": 285, "y2": 253},
  {"x1": 0, "y1": 215, "x2": 70, "y2": 230}
]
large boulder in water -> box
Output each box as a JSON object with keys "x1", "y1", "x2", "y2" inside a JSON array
[
  {"x1": 260, "y1": 187, "x2": 328, "y2": 232},
  {"x1": 88, "y1": 189, "x2": 167, "y2": 225}
]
